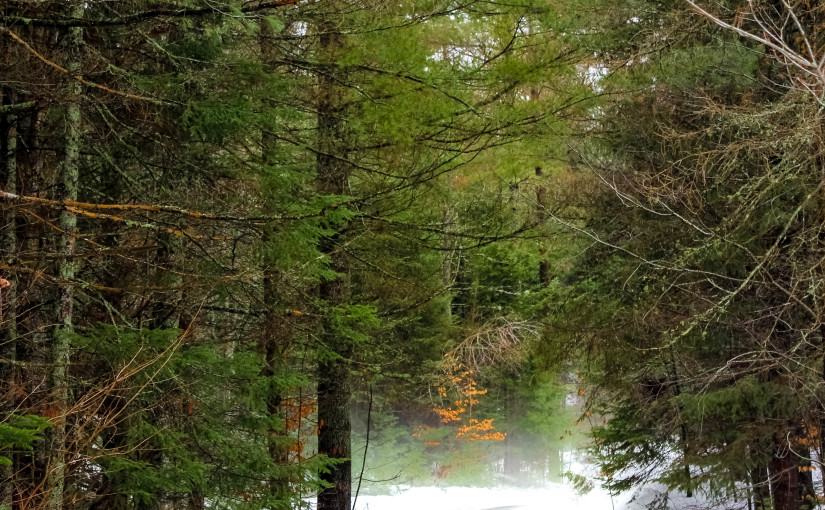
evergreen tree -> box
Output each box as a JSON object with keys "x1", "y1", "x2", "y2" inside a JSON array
[
  {"x1": 0, "y1": 1, "x2": 586, "y2": 508},
  {"x1": 557, "y1": 2, "x2": 825, "y2": 509}
]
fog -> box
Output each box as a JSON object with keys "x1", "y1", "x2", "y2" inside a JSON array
[
  {"x1": 352, "y1": 485, "x2": 615, "y2": 510},
  {"x1": 343, "y1": 384, "x2": 739, "y2": 510},
  {"x1": 351, "y1": 483, "x2": 735, "y2": 510}
]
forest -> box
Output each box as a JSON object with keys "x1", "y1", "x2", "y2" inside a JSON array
[{"x1": 1, "y1": 0, "x2": 825, "y2": 509}]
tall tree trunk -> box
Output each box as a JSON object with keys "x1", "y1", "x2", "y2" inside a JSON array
[
  {"x1": 263, "y1": 258, "x2": 293, "y2": 495},
  {"x1": 749, "y1": 457, "x2": 770, "y2": 510},
  {"x1": 316, "y1": 12, "x2": 351, "y2": 510},
  {"x1": 502, "y1": 385, "x2": 521, "y2": 480},
  {"x1": 817, "y1": 110, "x2": 825, "y2": 510},
  {"x1": 15, "y1": 98, "x2": 47, "y2": 510},
  {"x1": 0, "y1": 88, "x2": 20, "y2": 510},
  {"x1": 148, "y1": 234, "x2": 182, "y2": 510},
  {"x1": 260, "y1": 18, "x2": 293, "y2": 499},
  {"x1": 663, "y1": 348, "x2": 692, "y2": 497},
  {"x1": 769, "y1": 444, "x2": 801, "y2": 510},
  {"x1": 441, "y1": 205, "x2": 457, "y2": 319},
  {"x1": 534, "y1": 167, "x2": 550, "y2": 289},
  {"x1": 47, "y1": 4, "x2": 83, "y2": 507}
]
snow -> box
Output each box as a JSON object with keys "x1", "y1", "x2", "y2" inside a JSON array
[
  {"x1": 350, "y1": 484, "x2": 749, "y2": 510},
  {"x1": 352, "y1": 485, "x2": 617, "y2": 510}
]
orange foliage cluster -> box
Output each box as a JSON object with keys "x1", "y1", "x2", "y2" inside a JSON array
[
  {"x1": 282, "y1": 396, "x2": 318, "y2": 461},
  {"x1": 796, "y1": 422, "x2": 820, "y2": 448},
  {"x1": 424, "y1": 357, "x2": 505, "y2": 442},
  {"x1": 456, "y1": 418, "x2": 506, "y2": 441},
  {"x1": 791, "y1": 421, "x2": 822, "y2": 474},
  {"x1": 435, "y1": 407, "x2": 465, "y2": 423},
  {"x1": 411, "y1": 425, "x2": 428, "y2": 438}
]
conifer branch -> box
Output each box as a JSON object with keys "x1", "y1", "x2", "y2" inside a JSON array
[
  {"x1": 0, "y1": 27, "x2": 177, "y2": 105},
  {"x1": 1, "y1": 0, "x2": 304, "y2": 28},
  {"x1": 0, "y1": 190, "x2": 336, "y2": 223},
  {"x1": 0, "y1": 101, "x2": 35, "y2": 115}
]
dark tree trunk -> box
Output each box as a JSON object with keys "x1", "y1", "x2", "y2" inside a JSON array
[
  {"x1": 750, "y1": 462, "x2": 770, "y2": 510},
  {"x1": 535, "y1": 167, "x2": 550, "y2": 288},
  {"x1": 315, "y1": 12, "x2": 352, "y2": 510},
  {"x1": 0, "y1": 87, "x2": 20, "y2": 510},
  {"x1": 260, "y1": 19, "x2": 294, "y2": 497},
  {"x1": 502, "y1": 386, "x2": 519, "y2": 479},
  {"x1": 14, "y1": 96, "x2": 48, "y2": 510},
  {"x1": 262, "y1": 262, "x2": 292, "y2": 493},
  {"x1": 144, "y1": 234, "x2": 181, "y2": 510},
  {"x1": 769, "y1": 447, "x2": 801, "y2": 510},
  {"x1": 666, "y1": 348, "x2": 692, "y2": 497}
]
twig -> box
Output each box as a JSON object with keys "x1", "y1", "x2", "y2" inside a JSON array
[
  {"x1": 0, "y1": 27, "x2": 177, "y2": 105},
  {"x1": 352, "y1": 385, "x2": 373, "y2": 510},
  {"x1": 0, "y1": 189, "x2": 335, "y2": 223}
]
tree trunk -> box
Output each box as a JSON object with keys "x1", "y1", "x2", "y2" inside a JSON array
[
  {"x1": 769, "y1": 444, "x2": 801, "y2": 510},
  {"x1": 441, "y1": 205, "x2": 457, "y2": 318},
  {"x1": 315, "y1": 12, "x2": 352, "y2": 510},
  {"x1": 663, "y1": 348, "x2": 692, "y2": 497},
  {"x1": 818, "y1": 110, "x2": 825, "y2": 510},
  {"x1": 534, "y1": 167, "x2": 550, "y2": 288},
  {"x1": 502, "y1": 385, "x2": 519, "y2": 480},
  {"x1": 260, "y1": 18, "x2": 293, "y2": 498},
  {"x1": 47, "y1": 4, "x2": 83, "y2": 508},
  {"x1": 149, "y1": 234, "x2": 182, "y2": 510},
  {"x1": 263, "y1": 261, "x2": 292, "y2": 493},
  {"x1": 0, "y1": 88, "x2": 20, "y2": 510},
  {"x1": 750, "y1": 461, "x2": 770, "y2": 510},
  {"x1": 14, "y1": 96, "x2": 48, "y2": 510}
]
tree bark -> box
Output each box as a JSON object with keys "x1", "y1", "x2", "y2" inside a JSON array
[
  {"x1": 13, "y1": 93, "x2": 47, "y2": 510},
  {"x1": 315, "y1": 11, "x2": 352, "y2": 510},
  {"x1": 263, "y1": 254, "x2": 293, "y2": 493},
  {"x1": 260, "y1": 17, "x2": 295, "y2": 498},
  {"x1": 665, "y1": 348, "x2": 692, "y2": 497},
  {"x1": 749, "y1": 460, "x2": 770, "y2": 510},
  {"x1": 769, "y1": 441, "x2": 801, "y2": 510},
  {"x1": 47, "y1": 3, "x2": 83, "y2": 508},
  {"x1": 441, "y1": 205, "x2": 457, "y2": 318},
  {"x1": 534, "y1": 167, "x2": 550, "y2": 288},
  {"x1": 0, "y1": 87, "x2": 20, "y2": 510}
]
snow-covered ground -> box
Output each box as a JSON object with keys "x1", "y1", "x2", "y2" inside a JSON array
[
  {"x1": 336, "y1": 451, "x2": 747, "y2": 510},
  {"x1": 352, "y1": 485, "x2": 616, "y2": 510},
  {"x1": 349, "y1": 483, "x2": 748, "y2": 510}
]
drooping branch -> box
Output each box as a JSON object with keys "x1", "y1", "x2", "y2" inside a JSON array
[
  {"x1": 0, "y1": 189, "x2": 336, "y2": 223},
  {"x1": 449, "y1": 318, "x2": 538, "y2": 371}
]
